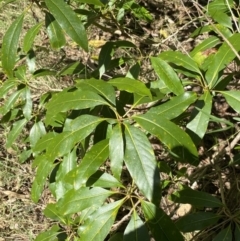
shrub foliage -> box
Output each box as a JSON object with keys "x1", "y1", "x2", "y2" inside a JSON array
[{"x1": 1, "y1": 0, "x2": 240, "y2": 240}]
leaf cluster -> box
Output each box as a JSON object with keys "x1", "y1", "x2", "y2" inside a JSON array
[{"x1": 1, "y1": 0, "x2": 240, "y2": 240}]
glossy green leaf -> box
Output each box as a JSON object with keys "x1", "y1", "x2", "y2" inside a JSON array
[
  {"x1": 76, "y1": 78, "x2": 116, "y2": 105},
  {"x1": 0, "y1": 89, "x2": 23, "y2": 115},
  {"x1": 31, "y1": 156, "x2": 54, "y2": 202},
  {"x1": 142, "y1": 201, "x2": 184, "y2": 241},
  {"x1": 57, "y1": 187, "x2": 113, "y2": 215},
  {"x1": 0, "y1": 79, "x2": 17, "y2": 98},
  {"x1": 50, "y1": 180, "x2": 72, "y2": 201},
  {"x1": 29, "y1": 121, "x2": 46, "y2": 148},
  {"x1": 26, "y1": 49, "x2": 36, "y2": 73},
  {"x1": 220, "y1": 91, "x2": 240, "y2": 113},
  {"x1": 6, "y1": 118, "x2": 27, "y2": 148},
  {"x1": 22, "y1": 87, "x2": 32, "y2": 120},
  {"x1": 86, "y1": 171, "x2": 124, "y2": 188},
  {"x1": 171, "y1": 188, "x2": 222, "y2": 207},
  {"x1": 98, "y1": 42, "x2": 114, "y2": 78},
  {"x1": 79, "y1": 199, "x2": 124, "y2": 241},
  {"x1": 208, "y1": 0, "x2": 233, "y2": 28},
  {"x1": 190, "y1": 24, "x2": 232, "y2": 39},
  {"x1": 126, "y1": 62, "x2": 141, "y2": 79},
  {"x1": 109, "y1": 123, "x2": 124, "y2": 180},
  {"x1": 23, "y1": 22, "x2": 43, "y2": 53},
  {"x1": 75, "y1": 0, "x2": 105, "y2": 6},
  {"x1": 45, "y1": 115, "x2": 105, "y2": 160},
  {"x1": 148, "y1": 92, "x2": 197, "y2": 120},
  {"x1": 109, "y1": 233, "x2": 123, "y2": 241},
  {"x1": 190, "y1": 36, "x2": 221, "y2": 57},
  {"x1": 45, "y1": 0, "x2": 88, "y2": 51},
  {"x1": 151, "y1": 57, "x2": 184, "y2": 96},
  {"x1": 124, "y1": 123, "x2": 161, "y2": 203},
  {"x1": 35, "y1": 225, "x2": 61, "y2": 241},
  {"x1": 45, "y1": 12, "x2": 66, "y2": 49},
  {"x1": 2, "y1": 14, "x2": 24, "y2": 77},
  {"x1": 123, "y1": 211, "x2": 150, "y2": 241},
  {"x1": 134, "y1": 113, "x2": 199, "y2": 165},
  {"x1": 213, "y1": 225, "x2": 232, "y2": 241},
  {"x1": 187, "y1": 90, "x2": 212, "y2": 139},
  {"x1": 56, "y1": 147, "x2": 77, "y2": 181},
  {"x1": 206, "y1": 33, "x2": 240, "y2": 88},
  {"x1": 176, "y1": 212, "x2": 221, "y2": 232},
  {"x1": 45, "y1": 90, "x2": 109, "y2": 124},
  {"x1": 43, "y1": 203, "x2": 66, "y2": 223},
  {"x1": 66, "y1": 139, "x2": 109, "y2": 189},
  {"x1": 158, "y1": 51, "x2": 202, "y2": 76},
  {"x1": 58, "y1": 61, "x2": 85, "y2": 76},
  {"x1": 33, "y1": 132, "x2": 57, "y2": 154},
  {"x1": 108, "y1": 78, "x2": 151, "y2": 97},
  {"x1": 33, "y1": 68, "x2": 57, "y2": 77}
]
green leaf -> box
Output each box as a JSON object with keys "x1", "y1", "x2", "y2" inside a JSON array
[
  {"x1": 33, "y1": 132, "x2": 57, "y2": 154},
  {"x1": 6, "y1": 118, "x2": 27, "y2": 148},
  {"x1": 219, "y1": 91, "x2": 240, "y2": 113},
  {"x1": 43, "y1": 203, "x2": 66, "y2": 223},
  {"x1": 45, "y1": 0, "x2": 88, "y2": 51},
  {"x1": 22, "y1": 86, "x2": 32, "y2": 120},
  {"x1": 176, "y1": 212, "x2": 221, "y2": 232},
  {"x1": 76, "y1": 78, "x2": 116, "y2": 105},
  {"x1": 187, "y1": 90, "x2": 212, "y2": 140},
  {"x1": 75, "y1": 0, "x2": 105, "y2": 6},
  {"x1": 33, "y1": 68, "x2": 57, "y2": 77},
  {"x1": 56, "y1": 147, "x2": 77, "y2": 181},
  {"x1": 45, "y1": 12, "x2": 66, "y2": 49},
  {"x1": 57, "y1": 187, "x2": 113, "y2": 215},
  {"x1": 123, "y1": 211, "x2": 150, "y2": 241},
  {"x1": 26, "y1": 49, "x2": 36, "y2": 73},
  {"x1": 58, "y1": 61, "x2": 85, "y2": 76},
  {"x1": 126, "y1": 62, "x2": 141, "y2": 79},
  {"x1": 50, "y1": 180, "x2": 72, "y2": 201},
  {"x1": 142, "y1": 201, "x2": 184, "y2": 241},
  {"x1": 35, "y1": 225, "x2": 61, "y2": 241},
  {"x1": 124, "y1": 123, "x2": 161, "y2": 203},
  {"x1": 29, "y1": 121, "x2": 46, "y2": 148},
  {"x1": 205, "y1": 33, "x2": 240, "y2": 88},
  {"x1": 0, "y1": 89, "x2": 23, "y2": 115},
  {"x1": 158, "y1": 51, "x2": 202, "y2": 76},
  {"x1": 171, "y1": 188, "x2": 222, "y2": 207},
  {"x1": 98, "y1": 42, "x2": 114, "y2": 78},
  {"x1": 234, "y1": 224, "x2": 240, "y2": 240},
  {"x1": 208, "y1": 0, "x2": 233, "y2": 28},
  {"x1": 148, "y1": 92, "x2": 197, "y2": 120},
  {"x1": 45, "y1": 115, "x2": 105, "y2": 160},
  {"x1": 151, "y1": 57, "x2": 184, "y2": 96},
  {"x1": 213, "y1": 225, "x2": 232, "y2": 241},
  {"x1": 134, "y1": 113, "x2": 199, "y2": 165},
  {"x1": 2, "y1": 14, "x2": 24, "y2": 77},
  {"x1": 109, "y1": 233, "x2": 124, "y2": 241},
  {"x1": 190, "y1": 36, "x2": 221, "y2": 57},
  {"x1": 109, "y1": 123, "x2": 124, "y2": 180},
  {"x1": 79, "y1": 199, "x2": 125, "y2": 241},
  {"x1": 190, "y1": 24, "x2": 232, "y2": 39},
  {"x1": 86, "y1": 171, "x2": 124, "y2": 188},
  {"x1": 0, "y1": 79, "x2": 17, "y2": 98},
  {"x1": 45, "y1": 90, "x2": 109, "y2": 124},
  {"x1": 23, "y1": 22, "x2": 43, "y2": 53},
  {"x1": 108, "y1": 78, "x2": 152, "y2": 97},
  {"x1": 31, "y1": 156, "x2": 54, "y2": 202},
  {"x1": 66, "y1": 139, "x2": 109, "y2": 189}
]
